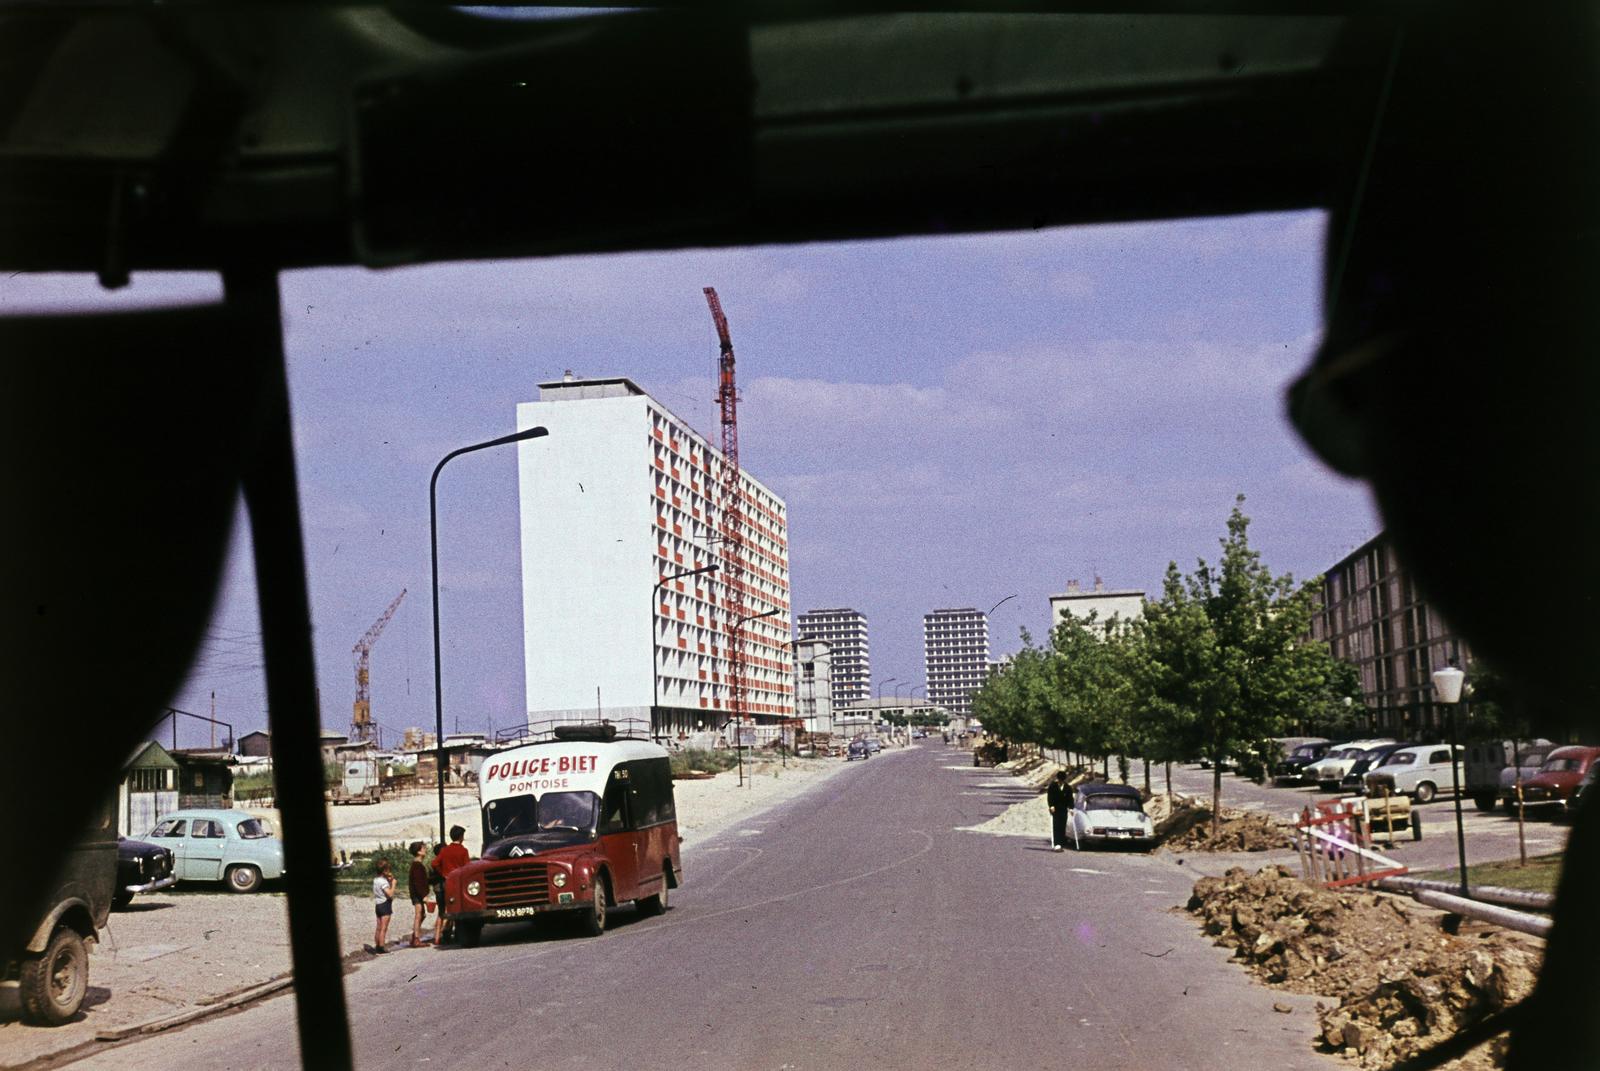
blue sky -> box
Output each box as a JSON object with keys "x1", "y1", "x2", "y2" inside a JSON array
[{"x1": 5, "y1": 209, "x2": 1379, "y2": 746}]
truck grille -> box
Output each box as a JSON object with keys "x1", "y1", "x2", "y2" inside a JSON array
[{"x1": 483, "y1": 862, "x2": 549, "y2": 907}]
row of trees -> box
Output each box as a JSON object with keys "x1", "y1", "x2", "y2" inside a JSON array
[{"x1": 971, "y1": 496, "x2": 1361, "y2": 836}]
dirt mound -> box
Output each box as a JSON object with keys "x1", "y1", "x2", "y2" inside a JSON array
[
  {"x1": 1155, "y1": 796, "x2": 1292, "y2": 852},
  {"x1": 1187, "y1": 866, "x2": 1540, "y2": 1069}
]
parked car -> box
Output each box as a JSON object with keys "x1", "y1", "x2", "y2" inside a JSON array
[
  {"x1": 1518, "y1": 745, "x2": 1600, "y2": 814},
  {"x1": 1273, "y1": 740, "x2": 1333, "y2": 784},
  {"x1": 863, "y1": 738, "x2": 883, "y2": 754},
  {"x1": 1341, "y1": 742, "x2": 1415, "y2": 794},
  {"x1": 1068, "y1": 783, "x2": 1155, "y2": 849},
  {"x1": 1494, "y1": 743, "x2": 1558, "y2": 811},
  {"x1": 1576, "y1": 762, "x2": 1598, "y2": 811},
  {"x1": 114, "y1": 836, "x2": 178, "y2": 909},
  {"x1": 1363, "y1": 744, "x2": 1462, "y2": 803},
  {"x1": 146, "y1": 809, "x2": 286, "y2": 893},
  {"x1": 846, "y1": 739, "x2": 871, "y2": 761},
  {"x1": 1306, "y1": 740, "x2": 1396, "y2": 790}
]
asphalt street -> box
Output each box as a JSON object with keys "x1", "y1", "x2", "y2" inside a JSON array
[{"x1": 75, "y1": 745, "x2": 1341, "y2": 1070}]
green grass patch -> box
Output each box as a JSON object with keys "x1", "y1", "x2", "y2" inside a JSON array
[
  {"x1": 669, "y1": 748, "x2": 740, "y2": 777},
  {"x1": 1413, "y1": 852, "x2": 1565, "y2": 895},
  {"x1": 336, "y1": 845, "x2": 422, "y2": 898}
]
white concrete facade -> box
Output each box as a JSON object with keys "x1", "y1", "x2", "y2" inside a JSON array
[
  {"x1": 517, "y1": 378, "x2": 792, "y2": 735},
  {"x1": 795, "y1": 608, "x2": 871, "y2": 707},
  {"x1": 793, "y1": 637, "x2": 834, "y2": 735},
  {"x1": 1048, "y1": 580, "x2": 1145, "y2": 632},
  {"x1": 924, "y1": 608, "x2": 990, "y2": 719}
]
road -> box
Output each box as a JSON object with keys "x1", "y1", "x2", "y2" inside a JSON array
[{"x1": 74, "y1": 744, "x2": 1338, "y2": 1070}]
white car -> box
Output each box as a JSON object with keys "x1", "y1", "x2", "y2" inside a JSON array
[
  {"x1": 1365, "y1": 744, "x2": 1464, "y2": 803},
  {"x1": 1068, "y1": 784, "x2": 1155, "y2": 849},
  {"x1": 1306, "y1": 739, "x2": 1396, "y2": 790}
]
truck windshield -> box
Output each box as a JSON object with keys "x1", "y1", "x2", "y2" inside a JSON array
[{"x1": 484, "y1": 791, "x2": 600, "y2": 842}]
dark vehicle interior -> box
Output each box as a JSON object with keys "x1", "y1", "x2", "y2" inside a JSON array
[{"x1": 3, "y1": 5, "x2": 1597, "y2": 1068}]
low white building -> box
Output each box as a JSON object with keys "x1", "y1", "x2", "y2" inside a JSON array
[{"x1": 1048, "y1": 579, "x2": 1145, "y2": 631}]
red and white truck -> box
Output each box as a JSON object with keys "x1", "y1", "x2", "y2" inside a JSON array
[{"x1": 442, "y1": 724, "x2": 681, "y2": 946}]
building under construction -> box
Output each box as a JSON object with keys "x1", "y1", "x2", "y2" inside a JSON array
[{"x1": 514, "y1": 374, "x2": 792, "y2": 738}]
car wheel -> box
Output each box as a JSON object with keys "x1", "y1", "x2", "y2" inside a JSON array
[
  {"x1": 638, "y1": 866, "x2": 670, "y2": 916},
  {"x1": 20, "y1": 927, "x2": 88, "y2": 1026},
  {"x1": 111, "y1": 892, "x2": 133, "y2": 911},
  {"x1": 456, "y1": 921, "x2": 482, "y2": 948},
  {"x1": 226, "y1": 864, "x2": 262, "y2": 894},
  {"x1": 579, "y1": 876, "x2": 609, "y2": 937},
  {"x1": 1473, "y1": 794, "x2": 1497, "y2": 812},
  {"x1": 1414, "y1": 782, "x2": 1437, "y2": 805}
]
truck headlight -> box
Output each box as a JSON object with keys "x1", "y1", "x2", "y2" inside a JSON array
[
  {"x1": 552, "y1": 872, "x2": 568, "y2": 888},
  {"x1": 466, "y1": 880, "x2": 481, "y2": 897}
]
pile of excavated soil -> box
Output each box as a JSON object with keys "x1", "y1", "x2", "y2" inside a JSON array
[
  {"x1": 1156, "y1": 795, "x2": 1292, "y2": 852},
  {"x1": 1187, "y1": 866, "x2": 1541, "y2": 1069}
]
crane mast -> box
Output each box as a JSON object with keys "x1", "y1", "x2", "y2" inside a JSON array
[
  {"x1": 351, "y1": 588, "x2": 407, "y2": 744},
  {"x1": 703, "y1": 286, "x2": 749, "y2": 731}
]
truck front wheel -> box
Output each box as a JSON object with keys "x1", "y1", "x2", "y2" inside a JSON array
[{"x1": 20, "y1": 927, "x2": 88, "y2": 1026}]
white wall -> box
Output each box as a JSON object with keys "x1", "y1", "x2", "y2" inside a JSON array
[{"x1": 518, "y1": 396, "x2": 653, "y2": 723}]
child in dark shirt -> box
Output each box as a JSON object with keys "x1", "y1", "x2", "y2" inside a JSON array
[{"x1": 407, "y1": 841, "x2": 430, "y2": 948}]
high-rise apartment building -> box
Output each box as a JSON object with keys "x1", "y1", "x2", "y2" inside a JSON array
[
  {"x1": 795, "y1": 608, "x2": 871, "y2": 707},
  {"x1": 924, "y1": 608, "x2": 990, "y2": 719},
  {"x1": 1310, "y1": 532, "x2": 1469, "y2": 736},
  {"x1": 517, "y1": 376, "x2": 792, "y2": 736}
]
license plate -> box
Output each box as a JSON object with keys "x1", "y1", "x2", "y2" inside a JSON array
[
  {"x1": 557, "y1": 892, "x2": 574, "y2": 904},
  {"x1": 494, "y1": 906, "x2": 537, "y2": 919},
  {"x1": 1109, "y1": 830, "x2": 1130, "y2": 837}
]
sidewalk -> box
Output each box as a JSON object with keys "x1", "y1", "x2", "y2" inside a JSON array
[{"x1": 0, "y1": 754, "x2": 854, "y2": 1068}]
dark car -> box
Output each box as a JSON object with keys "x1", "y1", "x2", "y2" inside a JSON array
[
  {"x1": 1273, "y1": 741, "x2": 1332, "y2": 784},
  {"x1": 846, "y1": 739, "x2": 870, "y2": 761},
  {"x1": 115, "y1": 836, "x2": 178, "y2": 909},
  {"x1": 1341, "y1": 742, "x2": 1415, "y2": 794}
]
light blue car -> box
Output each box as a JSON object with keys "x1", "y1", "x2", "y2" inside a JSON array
[{"x1": 146, "y1": 809, "x2": 286, "y2": 893}]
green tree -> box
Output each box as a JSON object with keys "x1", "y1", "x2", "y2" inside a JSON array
[{"x1": 1142, "y1": 496, "x2": 1355, "y2": 836}]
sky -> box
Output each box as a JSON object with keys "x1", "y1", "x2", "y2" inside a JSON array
[{"x1": 4, "y1": 209, "x2": 1381, "y2": 748}]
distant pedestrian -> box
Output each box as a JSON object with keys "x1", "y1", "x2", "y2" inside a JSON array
[
  {"x1": 433, "y1": 825, "x2": 471, "y2": 946},
  {"x1": 407, "y1": 841, "x2": 430, "y2": 948},
  {"x1": 1047, "y1": 771, "x2": 1072, "y2": 852},
  {"x1": 372, "y1": 859, "x2": 396, "y2": 952}
]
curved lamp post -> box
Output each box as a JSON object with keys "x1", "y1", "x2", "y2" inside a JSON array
[
  {"x1": 1431, "y1": 662, "x2": 1469, "y2": 897},
  {"x1": 730, "y1": 607, "x2": 782, "y2": 786},
  {"x1": 431, "y1": 424, "x2": 548, "y2": 846},
  {"x1": 652, "y1": 562, "x2": 719, "y2": 736}
]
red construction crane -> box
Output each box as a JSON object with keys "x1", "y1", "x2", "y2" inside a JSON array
[
  {"x1": 703, "y1": 287, "x2": 749, "y2": 729},
  {"x1": 351, "y1": 588, "x2": 407, "y2": 744}
]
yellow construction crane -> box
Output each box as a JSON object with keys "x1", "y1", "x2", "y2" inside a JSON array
[{"x1": 352, "y1": 589, "x2": 407, "y2": 745}]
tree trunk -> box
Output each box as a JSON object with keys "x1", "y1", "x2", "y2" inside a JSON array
[
  {"x1": 1143, "y1": 757, "x2": 1151, "y2": 795},
  {"x1": 1165, "y1": 760, "x2": 1172, "y2": 796},
  {"x1": 1102, "y1": 754, "x2": 1109, "y2": 779},
  {"x1": 1211, "y1": 764, "x2": 1223, "y2": 840}
]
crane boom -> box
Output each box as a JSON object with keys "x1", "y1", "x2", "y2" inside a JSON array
[
  {"x1": 352, "y1": 588, "x2": 407, "y2": 744},
  {"x1": 703, "y1": 286, "x2": 748, "y2": 729}
]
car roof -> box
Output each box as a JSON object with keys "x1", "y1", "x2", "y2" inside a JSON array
[{"x1": 1077, "y1": 783, "x2": 1142, "y2": 798}]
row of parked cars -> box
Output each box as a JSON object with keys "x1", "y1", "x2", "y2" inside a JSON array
[{"x1": 1270, "y1": 736, "x2": 1600, "y2": 814}]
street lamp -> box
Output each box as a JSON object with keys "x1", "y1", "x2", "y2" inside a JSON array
[
  {"x1": 431, "y1": 424, "x2": 549, "y2": 846},
  {"x1": 652, "y1": 563, "x2": 719, "y2": 737},
  {"x1": 892, "y1": 682, "x2": 908, "y2": 739},
  {"x1": 731, "y1": 607, "x2": 781, "y2": 786},
  {"x1": 877, "y1": 677, "x2": 897, "y2": 732},
  {"x1": 1431, "y1": 661, "x2": 1469, "y2": 898}
]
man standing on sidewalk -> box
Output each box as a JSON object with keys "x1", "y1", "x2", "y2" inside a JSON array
[{"x1": 1047, "y1": 771, "x2": 1072, "y2": 852}]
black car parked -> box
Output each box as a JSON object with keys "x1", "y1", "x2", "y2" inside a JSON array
[
  {"x1": 1341, "y1": 743, "x2": 1416, "y2": 795},
  {"x1": 115, "y1": 837, "x2": 177, "y2": 909},
  {"x1": 1273, "y1": 742, "x2": 1332, "y2": 784}
]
